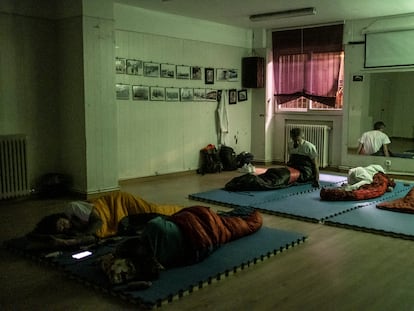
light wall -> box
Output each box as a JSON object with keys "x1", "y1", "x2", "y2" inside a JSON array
[
  {"x1": 114, "y1": 4, "x2": 254, "y2": 179},
  {"x1": 0, "y1": 11, "x2": 60, "y2": 187},
  {"x1": 2, "y1": 0, "x2": 414, "y2": 197},
  {"x1": 343, "y1": 16, "x2": 414, "y2": 174}
]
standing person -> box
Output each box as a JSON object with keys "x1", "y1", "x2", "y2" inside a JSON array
[
  {"x1": 288, "y1": 127, "x2": 320, "y2": 188},
  {"x1": 357, "y1": 121, "x2": 391, "y2": 156}
]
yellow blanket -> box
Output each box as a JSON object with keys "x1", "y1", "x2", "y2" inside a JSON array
[{"x1": 91, "y1": 191, "x2": 184, "y2": 238}]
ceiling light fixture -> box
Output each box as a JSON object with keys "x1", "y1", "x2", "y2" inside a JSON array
[{"x1": 249, "y1": 7, "x2": 316, "y2": 22}]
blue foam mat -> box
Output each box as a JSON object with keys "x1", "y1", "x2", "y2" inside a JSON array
[
  {"x1": 6, "y1": 227, "x2": 306, "y2": 308},
  {"x1": 250, "y1": 181, "x2": 411, "y2": 222},
  {"x1": 251, "y1": 191, "x2": 370, "y2": 222},
  {"x1": 190, "y1": 174, "x2": 413, "y2": 223},
  {"x1": 325, "y1": 186, "x2": 414, "y2": 239},
  {"x1": 189, "y1": 173, "x2": 347, "y2": 207}
]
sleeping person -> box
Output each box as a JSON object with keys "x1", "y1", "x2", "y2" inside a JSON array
[
  {"x1": 27, "y1": 191, "x2": 184, "y2": 249},
  {"x1": 100, "y1": 205, "x2": 263, "y2": 285},
  {"x1": 225, "y1": 127, "x2": 320, "y2": 191},
  {"x1": 320, "y1": 165, "x2": 395, "y2": 201}
]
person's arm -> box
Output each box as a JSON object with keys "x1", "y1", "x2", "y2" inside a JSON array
[
  {"x1": 356, "y1": 143, "x2": 364, "y2": 154},
  {"x1": 383, "y1": 144, "x2": 390, "y2": 157},
  {"x1": 26, "y1": 232, "x2": 96, "y2": 250},
  {"x1": 311, "y1": 157, "x2": 320, "y2": 187}
]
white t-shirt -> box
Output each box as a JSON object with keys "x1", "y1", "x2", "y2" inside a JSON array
[
  {"x1": 64, "y1": 201, "x2": 94, "y2": 222},
  {"x1": 288, "y1": 140, "x2": 318, "y2": 160},
  {"x1": 345, "y1": 164, "x2": 385, "y2": 190},
  {"x1": 358, "y1": 130, "x2": 391, "y2": 155}
]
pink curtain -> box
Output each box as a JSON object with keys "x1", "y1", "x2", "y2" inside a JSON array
[{"x1": 273, "y1": 25, "x2": 343, "y2": 107}]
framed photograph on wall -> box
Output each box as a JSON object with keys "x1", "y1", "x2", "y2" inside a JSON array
[
  {"x1": 216, "y1": 68, "x2": 239, "y2": 82},
  {"x1": 126, "y1": 59, "x2": 143, "y2": 75},
  {"x1": 205, "y1": 68, "x2": 214, "y2": 84},
  {"x1": 160, "y1": 63, "x2": 175, "y2": 78},
  {"x1": 205, "y1": 88, "x2": 217, "y2": 101},
  {"x1": 180, "y1": 88, "x2": 194, "y2": 101},
  {"x1": 150, "y1": 86, "x2": 165, "y2": 101},
  {"x1": 132, "y1": 85, "x2": 149, "y2": 100},
  {"x1": 229, "y1": 88, "x2": 237, "y2": 105},
  {"x1": 193, "y1": 88, "x2": 206, "y2": 101},
  {"x1": 191, "y1": 66, "x2": 202, "y2": 80},
  {"x1": 165, "y1": 87, "x2": 180, "y2": 102},
  {"x1": 238, "y1": 89, "x2": 247, "y2": 102},
  {"x1": 143, "y1": 62, "x2": 160, "y2": 77},
  {"x1": 216, "y1": 68, "x2": 228, "y2": 81},
  {"x1": 176, "y1": 65, "x2": 191, "y2": 79},
  {"x1": 115, "y1": 57, "x2": 126, "y2": 74},
  {"x1": 227, "y1": 69, "x2": 239, "y2": 82},
  {"x1": 116, "y1": 83, "x2": 130, "y2": 100}
]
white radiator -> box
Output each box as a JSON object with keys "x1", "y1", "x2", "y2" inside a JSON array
[
  {"x1": 0, "y1": 134, "x2": 30, "y2": 199},
  {"x1": 285, "y1": 124, "x2": 330, "y2": 168}
]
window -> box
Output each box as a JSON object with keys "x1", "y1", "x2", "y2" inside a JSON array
[{"x1": 273, "y1": 24, "x2": 344, "y2": 111}]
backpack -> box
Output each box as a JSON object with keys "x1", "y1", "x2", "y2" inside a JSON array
[
  {"x1": 197, "y1": 144, "x2": 223, "y2": 175},
  {"x1": 236, "y1": 152, "x2": 254, "y2": 168},
  {"x1": 219, "y1": 145, "x2": 238, "y2": 171}
]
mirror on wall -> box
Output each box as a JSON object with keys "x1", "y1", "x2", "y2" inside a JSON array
[{"x1": 347, "y1": 70, "x2": 414, "y2": 158}]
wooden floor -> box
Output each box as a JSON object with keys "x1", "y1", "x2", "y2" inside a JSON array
[{"x1": 1, "y1": 168, "x2": 414, "y2": 311}]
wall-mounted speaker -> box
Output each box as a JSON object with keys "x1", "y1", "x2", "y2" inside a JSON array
[{"x1": 242, "y1": 57, "x2": 264, "y2": 88}]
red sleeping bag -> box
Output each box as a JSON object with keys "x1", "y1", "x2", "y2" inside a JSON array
[{"x1": 320, "y1": 172, "x2": 395, "y2": 201}]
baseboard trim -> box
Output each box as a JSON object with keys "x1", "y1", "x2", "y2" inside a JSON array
[{"x1": 119, "y1": 170, "x2": 197, "y2": 185}]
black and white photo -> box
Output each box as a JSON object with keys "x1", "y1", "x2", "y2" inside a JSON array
[
  {"x1": 205, "y1": 68, "x2": 214, "y2": 84},
  {"x1": 205, "y1": 88, "x2": 217, "y2": 101},
  {"x1": 126, "y1": 59, "x2": 143, "y2": 75},
  {"x1": 229, "y1": 88, "x2": 237, "y2": 105},
  {"x1": 238, "y1": 89, "x2": 247, "y2": 102},
  {"x1": 193, "y1": 88, "x2": 206, "y2": 101},
  {"x1": 165, "y1": 87, "x2": 180, "y2": 101},
  {"x1": 176, "y1": 65, "x2": 191, "y2": 79},
  {"x1": 180, "y1": 88, "x2": 194, "y2": 101},
  {"x1": 150, "y1": 86, "x2": 165, "y2": 101},
  {"x1": 160, "y1": 64, "x2": 175, "y2": 78},
  {"x1": 132, "y1": 85, "x2": 149, "y2": 100},
  {"x1": 191, "y1": 66, "x2": 202, "y2": 80},
  {"x1": 144, "y1": 62, "x2": 160, "y2": 77},
  {"x1": 115, "y1": 57, "x2": 126, "y2": 74},
  {"x1": 116, "y1": 83, "x2": 130, "y2": 100}
]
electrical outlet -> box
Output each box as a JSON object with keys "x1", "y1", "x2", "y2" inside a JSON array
[{"x1": 385, "y1": 160, "x2": 391, "y2": 166}]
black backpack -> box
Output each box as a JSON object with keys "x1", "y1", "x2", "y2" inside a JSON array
[
  {"x1": 236, "y1": 152, "x2": 254, "y2": 168},
  {"x1": 197, "y1": 144, "x2": 223, "y2": 175},
  {"x1": 219, "y1": 145, "x2": 238, "y2": 171}
]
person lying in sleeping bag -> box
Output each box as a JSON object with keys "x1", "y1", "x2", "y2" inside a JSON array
[
  {"x1": 225, "y1": 127, "x2": 320, "y2": 191},
  {"x1": 100, "y1": 205, "x2": 263, "y2": 285},
  {"x1": 26, "y1": 191, "x2": 184, "y2": 249},
  {"x1": 320, "y1": 164, "x2": 395, "y2": 201}
]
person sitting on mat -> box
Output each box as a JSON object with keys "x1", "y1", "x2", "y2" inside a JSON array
[
  {"x1": 27, "y1": 191, "x2": 184, "y2": 249},
  {"x1": 357, "y1": 121, "x2": 392, "y2": 157},
  {"x1": 225, "y1": 127, "x2": 320, "y2": 191}
]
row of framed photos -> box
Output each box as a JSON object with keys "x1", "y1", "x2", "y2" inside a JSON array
[
  {"x1": 116, "y1": 83, "x2": 248, "y2": 104},
  {"x1": 115, "y1": 57, "x2": 238, "y2": 84}
]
